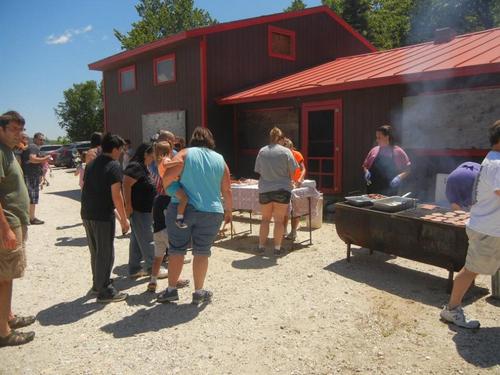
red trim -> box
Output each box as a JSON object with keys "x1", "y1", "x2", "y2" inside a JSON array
[
  {"x1": 118, "y1": 65, "x2": 136, "y2": 94},
  {"x1": 153, "y1": 53, "x2": 176, "y2": 85},
  {"x1": 200, "y1": 36, "x2": 208, "y2": 128},
  {"x1": 219, "y1": 62, "x2": 500, "y2": 104},
  {"x1": 102, "y1": 74, "x2": 107, "y2": 132},
  {"x1": 89, "y1": 6, "x2": 375, "y2": 71},
  {"x1": 410, "y1": 149, "x2": 489, "y2": 157},
  {"x1": 301, "y1": 99, "x2": 343, "y2": 194},
  {"x1": 268, "y1": 26, "x2": 296, "y2": 61}
]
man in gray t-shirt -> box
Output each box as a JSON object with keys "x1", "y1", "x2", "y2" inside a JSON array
[{"x1": 255, "y1": 143, "x2": 298, "y2": 193}]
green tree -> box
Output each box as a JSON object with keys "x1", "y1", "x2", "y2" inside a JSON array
[
  {"x1": 322, "y1": 0, "x2": 371, "y2": 37},
  {"x1": 54, "y1": 81, "x2": 103, "y2": 142},
  {"x1": 407, "y1": 0, "x2": 500, "y2": 44},
  {"x1": 368, "y1": 0, "x2": 413, "y2": 49},
  {"x1": 114, "y1": 0, "x2": 217, "y2": 50},
  {"x1": 284, "y1": 0, "x2": 307, "y2": 12}
]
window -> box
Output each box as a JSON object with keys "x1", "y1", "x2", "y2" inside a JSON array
[
  {"x1": 268, "y1": 26, "x2": 296, "y2": 61},
  {"x1": 118, "y1": 65, "x2": 136, "y2": 93},
  {"x1": 154, "y1": 54, "x2": 176, "y2": 85}
]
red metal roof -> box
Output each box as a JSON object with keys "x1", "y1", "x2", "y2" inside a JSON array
[
  {"x1": 219, "y1": 27, "x2": 500, "y2": 105},
  {"x1": 89, "y1": 6, "x2": 375, "y2": 71}
]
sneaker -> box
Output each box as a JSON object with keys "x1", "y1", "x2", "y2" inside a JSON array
[
  {"x1": 147, "y1": 282, "x2": 157, "y2": 293},
  {"x1": 0, "y1": 330, "x2": 35, "y2": 347},
  {"x1": 274, "y1": 248, "x2": 285, "y2": 256},
  {"x1": 192, "y1": 290, "x2": 213, "y2": 305},
  {"x1": 175, "y1": 218, "x2": 188, "y2": 229},
  {"x1": 157, "y1": 288, "x2": 179, "y2": 303},
  {"x1": 440, "y1": 305, "x2": 480, "y2": 329},
  {"x1": 129, "y1": 269, "x2": 150, "y2": 279},
  {"x1": 30, "y1": 218, "x2": 44, "y2": 225},
  {"x1": 157, "y1": 266, "x2": 168, "y2": 279},
  {"x1": 255, "y1": 246, "x2": 265, "y2": 255},
  {"x1": 96, "y1": 291, "x2": 128, "y2": 304},
  {"x1": 285, "y1": 232, "x2": 297, "y2": 241}
]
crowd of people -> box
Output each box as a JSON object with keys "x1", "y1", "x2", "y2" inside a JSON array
[{"x1": 0, "y1": 109, "x2": 498, "y2": 349}]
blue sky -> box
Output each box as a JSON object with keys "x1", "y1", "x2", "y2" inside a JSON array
[{"x1": 0, "y1": 0, "x2": 322, "y2": 141}]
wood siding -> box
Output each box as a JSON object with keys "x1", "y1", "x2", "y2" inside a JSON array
[
  {"x1": 205, "y1": 12, "x2": 373, "y2": 165},
  {"x1": 234, "y1": 73, "x2": 500, "y2": 199},
  {"x1": 103, "y1": 39, "x2": 201, "y2": 146}
]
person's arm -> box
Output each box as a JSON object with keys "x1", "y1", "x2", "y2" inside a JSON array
[
  {"x1": 162, "y1": 149, "x2": 187, "y2": 189},
  {"x1": 111, "y1": 182, "x2": 129, "y2": 234},
  {"x1": 495, "y1": 190, "x2": 500, "y2": 197},
  {"x1": 122, "y1": 175, "x2": 137, "y2": 218},
  {"x1": 221, "y1": 162, "x2": 232, "y2": 224},
  {"x1": 29, "y1": 154, "x2": 50, "y2": 164},
  {"x1": 0, "y1": 202, "x2": 17, "y2": 250},
  {"x1": 298, "y1": 161, "x2": 306, "y2": 184}
]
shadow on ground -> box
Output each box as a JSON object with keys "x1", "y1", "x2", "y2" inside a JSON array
[
  {"x1": 100, "y1": 302, "x2": 208, "y2": 338},
  {"x1": 47, "y1": 189, "x2": 81, "y2": 202},
  {"x1": 54, "y1": 236, "x2": 88, "y2": 247},
  {"x1": 324, "y1": 247, "x2": 489, "y2": 308},
  {"x1": 37, "y1": 295, "x2": 104, "y2": 326},
  {"x1": 449, "y1": 325, "x2": 500, "y2": 368},
  {"x1": 56, "y1": 222, "x2": 83, "y2": 230}
]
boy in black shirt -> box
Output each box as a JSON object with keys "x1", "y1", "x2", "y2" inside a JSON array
[{"x1": 81, "y1": 133, "x2": 129, "y2": 303}]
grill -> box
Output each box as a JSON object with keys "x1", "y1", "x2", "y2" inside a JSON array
[{"x1": 334, "y1": 202, "x2": 468, "y2": 291}]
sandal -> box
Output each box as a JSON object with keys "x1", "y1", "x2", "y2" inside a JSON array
[
  {"x1": 0, "y1": 330, "x2": 35, "y2": 347},
  {"x1": 176, "y1": 279, "x2": 190, "y2": 289},
  {"x1": 8, "y1": 315, "x2": 36, "y2": 329}
]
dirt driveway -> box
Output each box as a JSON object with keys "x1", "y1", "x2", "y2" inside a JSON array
[{"x1": 1, "y1": 168, "x2": 499, "y2": 374}]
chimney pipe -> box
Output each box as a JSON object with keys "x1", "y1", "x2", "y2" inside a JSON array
[{"x1": 434, "y1": 28, "x2": 456, "y2": 44}]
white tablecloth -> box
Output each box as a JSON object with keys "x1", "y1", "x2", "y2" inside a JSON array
[{"x1": 231, "y1": 183, "x2": 321, "y2": 217}]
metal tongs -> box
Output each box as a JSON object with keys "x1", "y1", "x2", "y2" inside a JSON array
[{"x1": 401, "y1": 192, "x2": 412, "y2": 198}]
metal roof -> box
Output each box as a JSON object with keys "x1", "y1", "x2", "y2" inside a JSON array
[
  {"x1": 219, "y1": 27, "x2": 500, "y2": 105},
  {"x1": 89, "y1": 6, "x2": 375, "y2": 71}
]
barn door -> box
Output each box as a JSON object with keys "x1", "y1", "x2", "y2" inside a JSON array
[{"x1": 301, "y1": 100, "x2": 343, "y2": 193}]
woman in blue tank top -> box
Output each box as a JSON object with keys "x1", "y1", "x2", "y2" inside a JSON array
[{"x1": 157, "y1": 127, "x2": 232, "y2": 305}]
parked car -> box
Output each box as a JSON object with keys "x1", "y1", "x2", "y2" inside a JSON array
[
  {"x1": 54, "y1": 141, "x2": 91, "y2": 168},
  {"x1": 39, "y1": 144, "x2": 61, "y2": 165}
]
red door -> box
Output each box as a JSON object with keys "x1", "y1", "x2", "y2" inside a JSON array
[{"x1": 301, "y1": 100, "x2": 343, "y2": 194}]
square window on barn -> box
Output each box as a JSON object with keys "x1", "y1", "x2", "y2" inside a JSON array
[
  {"x1": 268, "y1": 26, "x2": 296, "y2": 61},
  {"x1": 118, "y1": 65, "x2": 136, "y2": 93},
  {"x1": 154, "y1": 54, "x2": 176, "y2": 85}
]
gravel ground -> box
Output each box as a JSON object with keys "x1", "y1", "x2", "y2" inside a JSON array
[{"x1": 0, "y1": 168, "x2": 499, "y2": 375}]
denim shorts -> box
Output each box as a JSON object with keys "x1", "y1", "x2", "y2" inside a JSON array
[
  {"x1": 166, "y1": 204, "x2": 223, "y2": 256},
  {"x1": 259, "y1": 189, "x2": 291, "y2": 205}
]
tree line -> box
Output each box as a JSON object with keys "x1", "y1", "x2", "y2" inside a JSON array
[{"x1": 55, "y1": 0, "x2": 500, "y2": 140}]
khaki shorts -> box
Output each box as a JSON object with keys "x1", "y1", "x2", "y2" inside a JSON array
[
  {"x1": 0, "y1": 225, "x2": 27, "y2": 281},
  {"x1": 465, "y1": 227, "x2": 500, "y2": 275},
  {"x1": 153, "y1": 229, "x2": 168, "y2": 258}
]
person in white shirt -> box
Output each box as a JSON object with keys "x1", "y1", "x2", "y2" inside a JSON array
[{"x1": 440, "y1": 120, "x2": 500, "y2": 329}]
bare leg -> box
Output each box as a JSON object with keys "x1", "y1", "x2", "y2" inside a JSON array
[
  {"x1": 283, "y1": 215, "x2": 289, "y2": 235},
  {"x1": 259, "y1": 203, "x2": 273, "y2": 247},
  {"x1": 448, "y1": 267, "x2": 478, "y2": 309},
  {"x1": 176, "y1": 189, "x2": 188, "y2": 216},
  {"x1": 291, "y1": 217, "x2": 300, "y2": 233},
  {"x1": 167, "y1": 255, "x2": 185, "y2": 288},
  {"x1": 151, "y1": 256, "x2": 163, "y2": 278},
  {"x1": 272, "y1": 203, "x2": 289, "y2": 248},
  {"x1": 29, "y1": 204, "x2": 35, "y2": 221},
  {"x1": 0, "y1": 280, "x2": 13, "y2": 337},
  {"x1": 193, "y1": 255, "x2": 209, "y2": 290}
]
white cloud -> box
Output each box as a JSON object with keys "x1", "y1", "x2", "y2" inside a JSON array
[{"x1": 45, "y1": 25, "x2": 93, "y2": 45}]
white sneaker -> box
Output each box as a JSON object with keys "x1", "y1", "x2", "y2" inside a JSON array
[
  {"x1": 157, "y1": 266, "x2": 168, "y2": 279},
  {"x1": 440, "y1": 305, "x2": 480, "y2": 329}
]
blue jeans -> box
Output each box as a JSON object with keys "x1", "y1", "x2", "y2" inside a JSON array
[
  {"x1": 128, "y1": 211, "x2": 154, "y2": 274},
  {"x1": 166, "y1": 204, "x2": 223, "y2": 256}
]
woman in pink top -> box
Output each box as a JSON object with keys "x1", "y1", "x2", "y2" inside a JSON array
[{"x1": 362, "y1": 125, "x2": 411, "y2": 196}]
